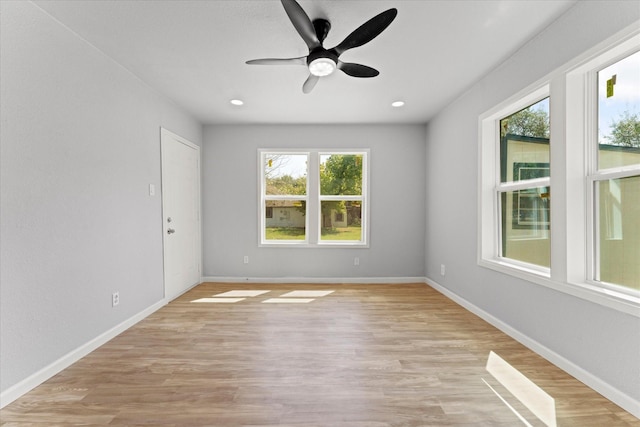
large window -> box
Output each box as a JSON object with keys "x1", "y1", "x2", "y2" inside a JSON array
[
  {"x1": 592, "y1": 50, "x2": 640, "y2": 291},
  {"x1": 480, "y1": 29, "x2": 640, "y2": 315},
  {"x1": 498, "y1": 98, "x2": 551, "y2": 270},
  {"x1": 260, "y1": 150, "x2": 368, "y2": 246},
  {"x1": 479, "y1": 86, "x2": 551, "y2": 276},
  {"x1": 319, "y1": 154, "x2": 364, "y2": 243},
  {"x1": 263, "y1": 153, "x2": 308, "y2": 242}
]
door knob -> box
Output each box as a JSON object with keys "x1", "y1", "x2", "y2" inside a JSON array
[{"x1": 167, "y1": 228, "x2": 176, "y2": 234}]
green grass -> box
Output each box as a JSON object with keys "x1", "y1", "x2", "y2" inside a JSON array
[
  {"x1": 265, "y1": 227, "x2": 305, "y2": 240},
  {"x1": 321, "y1": 226, "x2": 362, "y2": 241},
  {"x1": 265, "y1": 226, "x2": 362, "y2": 241}
]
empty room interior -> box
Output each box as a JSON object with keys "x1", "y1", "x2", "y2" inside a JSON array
[{"x1": 1, "y1": 0, "x2": 639, "y2": 425}]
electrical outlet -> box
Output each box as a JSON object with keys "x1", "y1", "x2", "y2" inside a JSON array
[
  {"x1": 112, "y1": 292, "x2": 120, "y2": 307},
  {"x1": 440, "y1": 264, "x2": 446, "y2": 276},
  {"x1": 354, "y1": 257, "x2": 360, "y2": 266},
  {"x1": 243, "y1": 255, "x2": 249, "y2": 264}
]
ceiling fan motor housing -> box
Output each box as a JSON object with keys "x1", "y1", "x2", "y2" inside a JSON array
[{"x1": 307, "y1": 49, "x2": 338, "y2": 67}]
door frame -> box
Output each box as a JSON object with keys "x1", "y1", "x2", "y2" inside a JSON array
[{"x1": 160, "y1": 127, "x2": 202, "y2": 301}]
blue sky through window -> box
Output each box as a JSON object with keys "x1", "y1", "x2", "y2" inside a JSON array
[{"x1": 598, "y1": 51, "x2": 640, "y2": 145}]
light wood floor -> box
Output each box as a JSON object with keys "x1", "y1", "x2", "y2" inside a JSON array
[{"x1": 1, "y1": 283, "x2": 638, "y2": 426}]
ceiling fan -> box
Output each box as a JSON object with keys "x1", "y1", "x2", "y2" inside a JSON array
[{"x1": 246, "y1": 0, "x2": 397, "y2": 94}]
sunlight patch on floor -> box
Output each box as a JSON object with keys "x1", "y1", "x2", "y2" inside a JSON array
[
  {"x1": 485, "y1": 351, "x2": 557, "y2": 427},
  {"x1": 262, "y1": 298, "x2": 315, "y2": 304},
  {"x1": 191, "y1": 290, "x2": 336, "y2": 304},
  {"x1": 214, "y1": 290, "x2": 271, "y2": 297},
  {"x1": 191, "y1": 297, "x2": 246, "y2": 303}
]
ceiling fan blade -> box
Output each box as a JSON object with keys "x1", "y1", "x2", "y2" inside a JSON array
[
  {"x1": 331, "y1": 8, "x2": 397, "y2": 56},
  {"x1": 337, "y1": 61, "x2": 379, "y2": 78},
  {"x1": 246, "y1": 57, "x2": 307, "y2": 66},
  {"x1": 281, "y1": 0, "x2": 321, "y2": 50},
  {"x1": 302, "y1": 74, "x2": 320, "y2": 93}
]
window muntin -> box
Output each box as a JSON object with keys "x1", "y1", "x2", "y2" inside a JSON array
[
  {"x1": 319, "y1": 154, "x2": 365, "y2": 243},
  {"x1": 496, "y1": 97, "x2": 551, "y2": 270},
  {"x1": 260, "y1": 150, "x2": 368, "y2": 246}
]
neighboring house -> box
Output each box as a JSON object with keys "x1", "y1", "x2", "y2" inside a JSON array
[
  {"x1": 266, "y1": 201, "x2": 359, "y2": 229},
  {"x1": 265, "y1": 201, "x2": 305, "y2": 228}
]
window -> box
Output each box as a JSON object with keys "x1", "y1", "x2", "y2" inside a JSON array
[
  {"x1": 591, "y1": 50, "x2": 640, "y2": 291},
  {"x1": 319, "y1": 153, "x2": 365, "y2": 243},
  {"x1": 481, "y1": 29, "x2": 640, "y2": 315},
  {"x1": 260, "y1": 150, "x2": 368, "y2": 246},
  {"x1": 262, "y1": 153, "x2": 308, "y2": 242},
  {"x1": 479, "y1": 86, "x2": 551, "y2": 276},
  {"x1": 498, "y1": 98, "x2": 551, "y2": 269}
]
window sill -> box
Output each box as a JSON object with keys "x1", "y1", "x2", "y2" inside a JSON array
[
  {"x1": 260, "y1": 242, "x2": 369, "y2": 249},
  {"x1": 479, "y1": 258, "x2": 640, "y2": 317}
]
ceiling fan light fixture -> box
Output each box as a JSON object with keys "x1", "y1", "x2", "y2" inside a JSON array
[
  {"x1": 308, "y1": 57, "x2": 336, "y2": 77},
  {"x1": 246, "y1": 0, "x2": 397, "y2": 92}
]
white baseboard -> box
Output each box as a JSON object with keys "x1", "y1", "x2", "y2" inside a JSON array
[
  {"x1": 425, "y1": 277, "x2": 640, "y2": 420},
  {"x1": 0, "y1": 299, "x2": 167, "y2": 409},
  {"x1": 200, "y1": 276, "x2": 426, "y2": 284}
]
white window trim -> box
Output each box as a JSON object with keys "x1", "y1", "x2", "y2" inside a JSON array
[
  {"x1": 479, "y1": 84, "x2": 551, "y2": 277},
  {"x1": 258, "y1": 149, "x2": 370, "y2": 248},
  {"x1": 568, "y1": 34, "x2": 640, "y2": 302},
  {"x1": 479, "y1": 24, "x2": 640, "y2": 317},
  {"x1": 317, "y1": 150, "x2": 369, "y2": 247},
  {"x1": 259, "y1": 151, "x2": 310, "y2": 246}
]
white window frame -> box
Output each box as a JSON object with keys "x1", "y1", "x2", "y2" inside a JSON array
[
  {"x1": 567, "y1": 35, "x2": 640, "y2": 301},
  {"x1": 479, "y1": 25, "x2": 640, "y2": 317},
  {"x1": 318, "y1": 151, "x2": 368, "y2": 246},
  {"x1": 260, "y1": 151, "x2": 310, "y2": 246},
  {"x1": 479, "y1": 84, "x2": 551, "y2": 278},
  {"x1": 259, "y1": 149, "x2": 370, "y2": 248}
]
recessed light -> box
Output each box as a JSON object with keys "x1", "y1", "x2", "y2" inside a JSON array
[
  {"x1": 391, "y1": 101, "x2": 405, "y2": 108},
  {"x1": 230, "y1": 99, "x2": 244, "y2": 106}
]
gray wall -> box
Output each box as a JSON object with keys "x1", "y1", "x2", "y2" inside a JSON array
[
  {"x1": 424, "y1": 1, "x2": 640, "y2": 403},
  {"x1": 0, "y1": 1, "x2": 201, "y2": 393},
  {"x1": 202, "y1": 124, "x2": 426, "y2": 280}
]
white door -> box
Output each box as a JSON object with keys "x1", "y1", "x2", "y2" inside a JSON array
[{"x1": 161, "y1": 128, "x2": 201, "y2": 301}]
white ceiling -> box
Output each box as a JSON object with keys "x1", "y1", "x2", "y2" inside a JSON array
[{"x1": 34, "y1": 0, "x2": 576, "y2": 125}]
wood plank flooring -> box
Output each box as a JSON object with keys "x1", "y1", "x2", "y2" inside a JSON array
[{"x1": 1, "y1": 283, "x2": 638, "y2": 426}]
